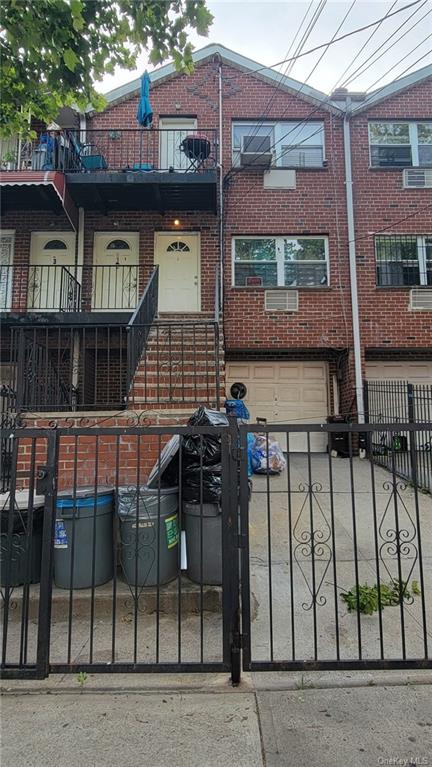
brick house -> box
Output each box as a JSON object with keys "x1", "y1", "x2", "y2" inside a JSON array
[{"x1": 1, "y1": 44, "x2": 431, "y2": 471}]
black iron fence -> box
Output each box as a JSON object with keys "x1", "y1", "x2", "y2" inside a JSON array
[
  {"x1": 2, "y1": 128, "x2": 218, "y2": 173},
  {"x1": 126, "y1": 266, "x2": 159, "y2": 390},
  {"x1": 364, "y1": 380, "x2": 432, "y2": 492},
  {"x1": 0, "y1": 423, "x2": 239, "y2": 679},
  {"x1": 1, "y1": 420, "x2": 431, "y2": 682},
  {"x1": 238, "y1": 422, "x2": 432, "y2": 672}
]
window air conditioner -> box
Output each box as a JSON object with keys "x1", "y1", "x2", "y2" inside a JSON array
[
  {"x1": 403, "y1": 168, "x2": 432, "y2": 189},
  {"x1": 410, "y1": 289, "x2": 432, "y2": 311},
  {"x1": 240, "y1": 135, "x2": 273, "y2": 168}
]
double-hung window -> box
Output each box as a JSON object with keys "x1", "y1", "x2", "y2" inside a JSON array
[
  {"x1": 232, "y1": 236, "x2": 329, "y2": 287},
  {"x1": 369, "y1": 122, "x2": 432, "y2": 167},
  {"x1": 375, "y1": 235, "x2": 432, "y2": 286},
  {"x1": 232, "y1": 121, "x2": 325, "y2": 168}
]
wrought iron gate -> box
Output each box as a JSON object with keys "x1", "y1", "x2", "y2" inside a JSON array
[
  {"x1": 0, "y1": 424, "x2": 240, "y2": 681},
  {"x1": 238, "y1": 422, "x2": 432, "y2": 673},
  {"x1": 2, "y1": 420, "x2": 431, "y2": 683}
]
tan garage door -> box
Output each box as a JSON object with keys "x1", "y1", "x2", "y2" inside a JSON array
[
  {"x1": 366, "y1": 361, "x2": 432, "y2": 384},
  {"x1": 226, "y1": 361, "x2": 329, "y2": 452}
]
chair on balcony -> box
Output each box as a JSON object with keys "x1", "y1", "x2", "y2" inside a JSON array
[
  {"x1": 68, "y1": 132, "x2": 108, "y2": 171},
  {"x1": 180, "y1": 134, "x2": 211, "y2": 171}
]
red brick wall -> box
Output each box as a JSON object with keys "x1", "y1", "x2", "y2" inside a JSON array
[{"x1": 350, "y1": 78, "x2": 432, "y2": 353}]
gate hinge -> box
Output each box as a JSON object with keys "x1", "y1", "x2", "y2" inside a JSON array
[{"x1": 237, "y1": 533, "x2": 247, "y2": 549}]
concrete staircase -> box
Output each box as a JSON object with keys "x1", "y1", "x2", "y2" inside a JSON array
[{"x1": 128, "y1": 313, "x2": 225, "y2": 409}]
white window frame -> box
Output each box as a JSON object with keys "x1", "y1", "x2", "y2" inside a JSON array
[
  {"x1": 375, "y1": 234, "x2": 431, "y2": 287},
  {"x1": 232, "y1": 235, "x2": 330, "y2": 288},
  {"x1": 232, "y1": 120, "x2": 325, "y2": 168},
  {"x1": 369, "y1": 121, "x2": 432, "y2": 168},
  {"x1": 0, "y1": 230, "x2": 15, "y2": 310}
]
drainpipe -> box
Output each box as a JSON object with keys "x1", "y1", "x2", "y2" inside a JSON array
[
  {"x1": 343, "y1": 100, "x2": 364, "y2": 423},
  {"x1": 217, "y1": 57, "x2": 224, "y2": 312},
  {"x1": 71, "y1": 206, "x2": 85, "y2": 409}
]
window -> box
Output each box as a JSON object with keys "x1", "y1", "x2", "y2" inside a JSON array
[
  {"x1": 167, "y1": 241, "x2": 191, "y2": 252},
  {"x1": 107, "y1": 239, "x2": 130, "y2": 250},
  {"x1": 43, "y1": 239, "x2": 67, "y2": 250},
  {"x1": 232, "y1": 121, "x2": 325, "y2": 168},
  {"x1": 375, "y1": 235, "x2": 432, "y2": 286},
  {"x1": 233, "y1": 236, "x2": 329, "y2": 287},
  {"x1": 369, "y1": 122, "x2": 432, "y2": 168}
]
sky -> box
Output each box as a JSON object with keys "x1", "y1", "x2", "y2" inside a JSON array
[{"x1": 99, "y1": 0, "x2": 432, "y2": 97}]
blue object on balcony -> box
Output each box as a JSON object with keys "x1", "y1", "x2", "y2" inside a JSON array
[
  {"x1": 80, "y1": 154, "x2": 108, "y2": 171},
  {"x1": 136, "y1": 71, "x2": 153, "y2": 127},
  {"x1": 132, "y1": 162, "x2": 154, "y2": 171}
]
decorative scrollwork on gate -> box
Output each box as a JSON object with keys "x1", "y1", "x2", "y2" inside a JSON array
[
  {"x1": 379, "y1": 480, "x2": 418, "y2": 603},
  {"x1": 292, "y1": 482, "x2": 332, "y2": 611}
]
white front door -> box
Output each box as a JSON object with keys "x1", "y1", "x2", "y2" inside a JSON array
[
  {"x1": 155, "y1": 233, "x2": 200, "y2": 312},
  {"x1": 159, "y1": 118, "x2": 197, "y2": 171},
  {"x1": 93, "y1": 233, "x2": 139, "y2": 310},
  {"x1": 0, "y1": 231, "x2": 14, "y2": 310},
  {"x1": 29, "y1": 232, "x2": 76, "y2": 310}
]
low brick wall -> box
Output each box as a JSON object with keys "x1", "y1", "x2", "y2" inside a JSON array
[{"x1": 15, "y1": 410, "x2": 195, "y2": 491}]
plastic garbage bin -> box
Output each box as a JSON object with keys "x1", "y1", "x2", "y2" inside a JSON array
[
  {"x1": 54, "y1": 486, "x2": 114, "y2": 589},
  {"x1": 118, "y1": 486, "x2": 179, "y2": 587},
  {"x1": 0, "y1": 491, "x2": 45, "y2": 587},
  {"x1": 183, "y1": 502, "x2": 222, "y2": 586}
]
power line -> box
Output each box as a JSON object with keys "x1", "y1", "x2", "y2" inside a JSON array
[
  {"x1": 240, "y1": 0, "x2": 424, "y2": 75},
  {"x1": 350, "y1": 204, "x2": 432, "y2": 244},
  {"x1": 361, "y1": 38, "x2": 431, "y2": 93},
  {"x1": 338, "y1": 0, "x2": 431, "y2": 89},
  {"x1": 284, "y1": 0, "x2": 328, "y2": 77},
  {"x1": 357, "y1": 47, "x2": 432, "y2": 108}
]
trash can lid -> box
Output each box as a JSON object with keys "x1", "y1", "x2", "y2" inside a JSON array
[
  {"x1": 118, "y1": 485, "x2": 178, "y2": 497},
  {"x1": 0, "y1": 490, "x2": 45, "y2": 511},
  {"x1": 57, "y1": 485, "x2": 114, "y2": 500}
]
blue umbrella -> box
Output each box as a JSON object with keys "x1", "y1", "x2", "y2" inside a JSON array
[{"x1": 136, "y1": 71, "x2": 153, "y2": 127}]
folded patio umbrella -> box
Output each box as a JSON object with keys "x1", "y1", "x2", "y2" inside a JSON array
[{"x1": 136, "y1": 71, "x2": 153, "y2": 127}]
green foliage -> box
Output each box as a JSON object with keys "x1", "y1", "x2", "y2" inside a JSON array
[
  {"x1": 0, "y1": 0, "x2": 213, "y2": 137},
  {"x1": 77, "y1": 671, "x2": 88, "y2": 687},
  {"x1": 341, "y1": 580, "x2": 420, "y2": 615}
]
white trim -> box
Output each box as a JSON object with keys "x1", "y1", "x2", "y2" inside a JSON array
[
  {"x1": 351, "y1": 64, "x2": 432, "y2": 114},
  {"x1": 0, "y1": 231, "x2": 15, "y2": 310},
  {"x1": 97, "y1": 43, "x2": 337, "y2": 114},
  {"x1": 231, "y1": 235, "x2": 330, "y2": 288}
]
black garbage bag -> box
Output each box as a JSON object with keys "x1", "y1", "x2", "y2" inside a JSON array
[
  {"x1": 182, "y1": 408, "x2": 229, "y2": 502},
  {"x1": 182, "y1": 464, "x2": 222, "y2": 503}
]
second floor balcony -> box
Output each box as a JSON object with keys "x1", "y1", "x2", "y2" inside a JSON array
[
  {"x1": 0, "y1": 128, "x2": 218, "y2": 212},
  {"x1": 1, "y1": 263, "x2": 150, "y2": 316}
]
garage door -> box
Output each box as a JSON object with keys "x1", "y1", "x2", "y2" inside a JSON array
[
  {"x1": 366, "y1": 361, "x2": 432, "y2": 384},
  {"x1": 225, "y1": 361, "x2": 329, "y2": 452}
]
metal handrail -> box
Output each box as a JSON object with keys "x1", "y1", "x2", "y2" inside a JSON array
[{"x1": 126, "y1": 266, "x2": 159, "y2": 397}]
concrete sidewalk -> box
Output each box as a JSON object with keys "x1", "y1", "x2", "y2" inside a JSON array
[{"x1": 2, "y1": 671, "x2": 432, "y2": 767}]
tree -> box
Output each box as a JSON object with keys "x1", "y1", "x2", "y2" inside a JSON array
[{"x1": 0, "y1": 0, "x2": 213, "y2": 136}]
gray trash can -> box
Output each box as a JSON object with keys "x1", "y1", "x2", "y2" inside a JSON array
[
  {"x1": 54, "y1": 486, "x2": 114, "y2": 589},
  {"x1": 118, "y1": 486, "x2": 179, "y2": 587},
  {"x1": 183, "y1": 502, "x2": 222, "y2": 586},
  {"x1": 0, "y1": 491, "x2": 45, "y2": 587}
]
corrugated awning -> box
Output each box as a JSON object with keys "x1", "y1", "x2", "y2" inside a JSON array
[{"x1": 0, "y1": 171, "x2": 78, "y2": 230}]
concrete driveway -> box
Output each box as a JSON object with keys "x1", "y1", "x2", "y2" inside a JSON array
[{"x1": 248, "y1": 454, "x2": 432, "y2": 665}]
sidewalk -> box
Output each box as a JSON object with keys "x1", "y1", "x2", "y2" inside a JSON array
[{"x1": 2, "y1": 671, "x2": 432, "y2": 767}]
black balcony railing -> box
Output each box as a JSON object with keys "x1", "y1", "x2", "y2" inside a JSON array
[
  {"x1": 126, "y1": 266, "x2": 159, "y2": 391},
  {"x1": 2, "y1": 128, "x2": 218, "y2": 173}
]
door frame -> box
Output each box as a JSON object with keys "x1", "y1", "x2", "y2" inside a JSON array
[
  {"x1": 154, "y1": 231, "x2": 201, "y2": 312},
  {"x1": 158, "y1": 117, "x2": 197, "y2": 171},
  {"x1": 92, "y1": 231, "x2": 140, "y2": 311},
  {"x1": 0, "y1": 230, "x2": 15, "y2": 311},
  {"x1": 29, "y1": 231, "x2": 77, "y2": 312}
]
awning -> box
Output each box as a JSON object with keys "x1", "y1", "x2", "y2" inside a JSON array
[{"x1": 0, "y1": 171, "x2": 78, "y2": 230}]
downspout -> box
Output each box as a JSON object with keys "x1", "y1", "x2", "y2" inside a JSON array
[
  {"x1": 217, "y1": 57, "x2": 224, "y2": 312},
  {"x1": 71, "y1": 205, "x2": 85, "y2": 409},
  {"x1": 343, "y1": 100, "x2": 364, "y2": 423}
]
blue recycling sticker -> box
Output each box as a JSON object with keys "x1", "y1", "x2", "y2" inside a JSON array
[{"x1": 54, "y1": 520, "x2": 68, "y2": 549}]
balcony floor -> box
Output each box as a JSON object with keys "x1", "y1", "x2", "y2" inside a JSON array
[{"x1": 65, "y1": 170, "x2": 218, "y2": 212}]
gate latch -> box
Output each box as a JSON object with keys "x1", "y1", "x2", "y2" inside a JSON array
[{"x1": 36, "y1": 466, "x2": 50, "y2": 495}]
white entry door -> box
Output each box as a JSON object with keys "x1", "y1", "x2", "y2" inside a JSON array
[
  {"x1": 0, "y1": 231, "x2": 14, "y2": 310},
  {"x1": 159, "y1": 118, "x2": 197, "y2": 171},
  {"x1": 155, "y1": 233, "x2": 200, "y2": 312},
  {"x1": 93, "y1": 233, "x2": 139, "y2": 311},
  {"x1": 29, "y1": 232, "x2": 76, "y2": 311}
]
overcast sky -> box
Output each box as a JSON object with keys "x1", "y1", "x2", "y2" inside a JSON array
[{"x1": 99, "y1": 0, "x2": 432, "y2": 97}]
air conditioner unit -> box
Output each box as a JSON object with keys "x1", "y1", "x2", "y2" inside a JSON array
[
  {"x1": 403, "y1": 168, "x2": 432, "y2": 189},
  {"x1": 265, "y1": 290, "x2": 298, "y2": 312},
  {"x1": 410, "y1": 288, "x2": 432, "y2": 311},
  {"x1": 240, "y1": 135, "x2": 273, "y2": 168}
]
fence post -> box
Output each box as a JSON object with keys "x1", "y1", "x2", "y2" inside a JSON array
[
  {"x1": 407, "y1": 382, "x2": 415, "y2": 423},
  {"x1": 363, "y1": 381, "x2": 372, "y2": 457}
]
